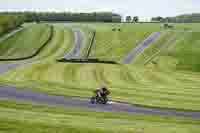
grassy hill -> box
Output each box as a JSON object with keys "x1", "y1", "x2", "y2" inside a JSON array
[
  {"x1": 1, "y1": 23, "x2": 200, "y2": 111},
  {"x1": 88, "y1": 23, "x2": 160, "y2": 62},
  {"x1": 1, "y1": 23, "x2": 200, "y2": 132},
  {"x1": 33, "y1": 24, "x2": 75, "y2": 60},
  {"x1": 134, "y1": 31, "x2": 176, "y2": 64},
  {"x1": 164, "y1": 32, "x2": 200, "y2": 71},
  {"x1": 0, "y1": 15, "x2": 24, "y2": 36},
  {"x1": 0, "y1": 24, "x2": 51, "y2": 59},
  {"x1": 1, "y1": 100, "x2": 200, "y2": 133},
  {"x1": 2, "y1": 62, "x2": 200, "y2": 111},
  {"x1": 145, "y1": 31, "x2": 200, "y2": 71}
]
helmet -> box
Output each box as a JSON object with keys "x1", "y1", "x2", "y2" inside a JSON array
[{"x1": 102, "y1": 87, "x2": 107, "y2": 91}]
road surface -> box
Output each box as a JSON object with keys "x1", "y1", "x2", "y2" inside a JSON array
[
  {"x1": 0, "y1": 86, "x2": 200, "y2": 119},
  {"x1": 0, "y1": 63, "x2": 21, "y2": 74},
  {"x1": 121, "y1": 32, "x2": 162, "y2": 64},
  {"x1": 63, "y1": 25, "x2": 85, "y2": 59},
  {"x1": 0, "y1": 27, "x2": 24, "y2": 44}
]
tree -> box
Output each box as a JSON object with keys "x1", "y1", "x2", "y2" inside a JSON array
[
  {"x1": 126, "y1": 16, "x2": 131, "y2": 22},
  {"x1": 133, "y1": 16, "x2": 139, "y2": 23},
  {"x1": 157, "y1": 16, "x2": 163, "y2": 22},
  {"x1": 151, "y1": 16, "x2": 163, "y2": 22}
]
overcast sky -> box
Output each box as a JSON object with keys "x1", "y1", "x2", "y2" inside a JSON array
[{"x1": 0, "y1": 0, "x2": 200, "y2": 20}]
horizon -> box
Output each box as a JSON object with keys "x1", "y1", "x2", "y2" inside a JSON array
[{"x1": 0, "y1": 0, "x2": 200, "y2": 21}]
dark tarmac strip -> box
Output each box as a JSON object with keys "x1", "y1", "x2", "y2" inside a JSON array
[
  {"x1": 0, "y1": 86, "x2": 200, "y2": 119},
  {"x1": 63, "y1": 25, "x2": 85, "y2": 59},
  {"x1": 121, "y1": 32, "x2": 162, "y2": 64},
  {"x1": 0, "y1": 63, "x2": 21, "y2": 74},
  {"x1": 0, "y1": 27, "x2": 24, "y2": 43}
]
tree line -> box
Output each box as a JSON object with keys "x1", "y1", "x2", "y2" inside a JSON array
[
  {"x1": 0, "y1": 14, "x2": 25, "y2": 36},
  {"x1": 151, "y1": 13, "x2": 200, "y2": 23},
  {"x1": 0, "y1": 12, "x2": 121, "y2": 23},
  {"x1": 0, "y1": 11, "x2": 121, "y2": 36},
  {"x1": 125, "y1": 16, "x2": 139, "y2": 23}
]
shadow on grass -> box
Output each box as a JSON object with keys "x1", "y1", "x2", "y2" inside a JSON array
[{"x1": 57, "y1": 58, "x2": 119, "y2": 64}]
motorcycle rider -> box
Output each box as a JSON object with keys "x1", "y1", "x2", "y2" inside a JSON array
[{"x1": 95, "y1": 86, "x2": 110, "y2": 103}]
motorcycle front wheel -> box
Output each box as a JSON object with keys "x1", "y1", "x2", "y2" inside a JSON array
[{"x1": 90, "y1": 97, "x2": 96, "y2": 104}]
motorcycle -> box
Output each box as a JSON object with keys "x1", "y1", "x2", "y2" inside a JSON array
[{"x1": 90, "y1": 95, "x2": 109, "y2": 104}]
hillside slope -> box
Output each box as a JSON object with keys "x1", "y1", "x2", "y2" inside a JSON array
[{"x1": 0, "y1": 24, "x2": 51, "y2": 59}]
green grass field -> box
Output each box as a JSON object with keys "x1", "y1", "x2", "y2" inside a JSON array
[
  {"x1": 134, "y1": 31, "x2": 176, "y2": 64},
  {"x1": 0, "y1": 100, "x2": 200, "y2": 133},
  {"x1": 87, "y1": 23, "x2": 160, "y2": 61},
  {"x1": 33, "y1": 24, "x2": 75, "y2": 60},
  {"x1": 1, "y1": 23, "x2": 200, "y2": 111},
  {"x1": 0, "y1": 15, "x2": 24, "y2": 36},
  {"x1": 0, "y1": 24, "x2": 51, "y2": 59},
  {"x1": 1, "y1": 23, "x2": 200, "y2": 132},
  {"x1": 151, "y1": 31, "x2": 200, "y2": 71}
]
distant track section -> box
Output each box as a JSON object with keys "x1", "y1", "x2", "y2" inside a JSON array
[
  {"x1": 0, "y1": 27, "x2": 24, "y2": 44},
  {"x1": 144, "y1": 32, "x2": 184, "y2": 65},
  {"x1": 64, "y1": 25, "x2": 85, "y2": 59},
  {"x1": 121, "y1": 32, "x2": 162, "y2": 64}
]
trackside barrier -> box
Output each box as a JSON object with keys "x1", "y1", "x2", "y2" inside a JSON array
[{"x1": 85, "y1": 31, "x2": 96, "y2": 59}]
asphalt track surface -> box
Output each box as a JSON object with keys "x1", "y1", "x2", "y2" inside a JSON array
[
  {"x1": 0, "y1": 27, "x2": 24, "y2": 44},
  {"x1": 63, "y1": 25, "x2": 85, "y2": 59},
  {"x1": 0, "y1": 28, "x2": 200, "y2": 119},
  {"x1": 121, "y1": 32, "x2": 162, "y2": 64},
  {"x1": 0, "y1": 86, "x2": 200, "y2": 119},
  {"x1": 0, "y1": 63, "x2": 21, "y2": 74}
]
